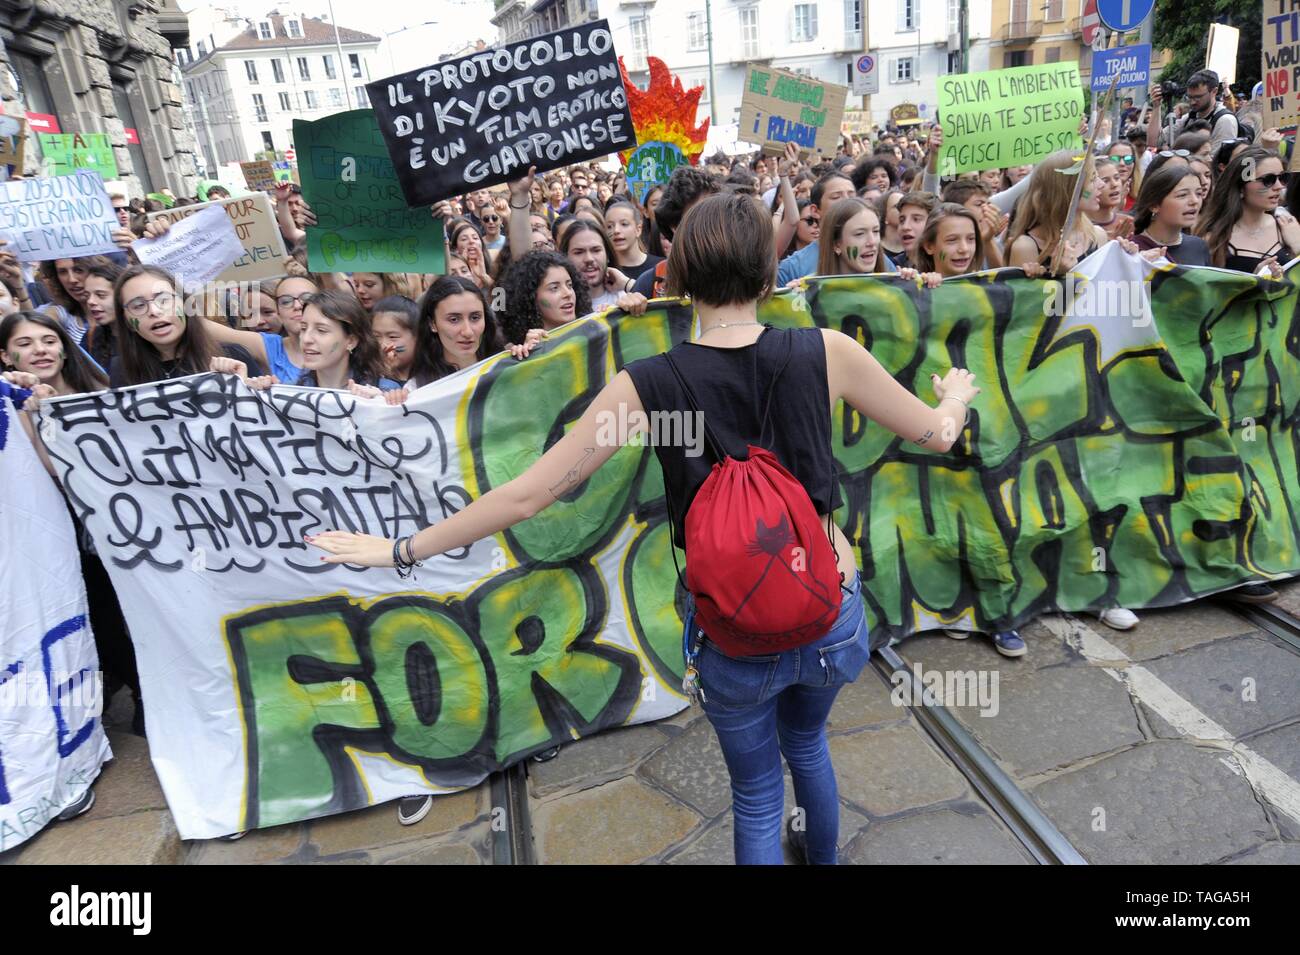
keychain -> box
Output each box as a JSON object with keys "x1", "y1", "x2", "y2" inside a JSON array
[{"x1": 681, "y1": 598, "x2": 706, "y2": 705}]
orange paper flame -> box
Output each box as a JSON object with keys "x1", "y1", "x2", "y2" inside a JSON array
[{"x1": 618, "y1": 56, "x2": 710, "y2": 167}]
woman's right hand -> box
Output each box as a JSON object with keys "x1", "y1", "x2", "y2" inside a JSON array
[
  {"x1": 931, "y1": 367, "x2": 980, "y2": 406},
  {"x1": 142, "y1": 218, "x2": 171, "y2": 240},
  {"x1": 508, "y1": 165, "x2": 537, "y2": 204}
]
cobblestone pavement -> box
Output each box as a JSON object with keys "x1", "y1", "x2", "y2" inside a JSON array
[{"x1": 4, "y1": 592, "x2": 1298, "y2": 865}]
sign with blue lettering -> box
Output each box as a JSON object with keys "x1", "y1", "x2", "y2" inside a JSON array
[
  {"x1": 1090, "y1": 44, "x2": 1150, "y2": 93},
  {"x1": 1096, "y1": 0, "x2": 1154, "y2": 33}
]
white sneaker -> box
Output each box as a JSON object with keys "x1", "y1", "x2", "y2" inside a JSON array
[
  {"x1": 944, "y1": 629, "x2": 972, "y2": 640},
  {"x1": 1098, "y1": 607, "x2": 1139, "y2": 631}
]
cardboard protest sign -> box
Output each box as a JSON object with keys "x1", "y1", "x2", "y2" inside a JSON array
[
  {"x1": 37, "y1": 132, "x2": 119, "y2": 179},
  {"x1": 0, "y1": 170, "x2": 120, "y2": 262},
  {"x1": 133, "y1": 203, "x2": 244, "y2": 288},
  {"x1": 295, "y1": 109, "x2": 446, "y2": 274},
  {"x1": 366, "y1": 19, "x2": 636, "y2": 206},
  {"x1": 739, "y1": 66, "x2": 848, "y2": 155},
  {"x1": 240, "y1": 160, "x2": 277, "y2": 192},
  {"x1": 147, "y1": 191, "x2": 289, "y2": 284},
  {"x1": 0, "y1": 116, "x2": 26, "y2": 181},
  {"x1": 937, "y1": 63, "x2": 1083, "y2": 174},
  {"x1": 616, "y1": 57, "x2": 708, "y2": 204},
  {"x1": 1263, "y1": 2, "x2": 1300, "y2": 133},
  {"x1": 1, "y1": 380, "x2": 112, "y2": 854}
]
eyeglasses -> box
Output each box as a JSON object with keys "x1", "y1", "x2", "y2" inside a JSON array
[
  {"x1": 276, "y1": 293, "x2": 312, "y2": 308},
  {"x1": 124, "y1": 291, "x2": 177, "y2": 317},
  {"x1": 1253, "y1": 172, "x2": 1292, "y2": 188},
  {"x1": 1157, "y1": 149, "x2": 1191, "y2": 159}
]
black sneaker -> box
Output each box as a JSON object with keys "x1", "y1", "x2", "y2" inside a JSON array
[
  {"x1": 1233, "y1": 583, "x2": 1278, "y2": 604},
  {"x1": 56, "y1": 788, "x2": 95, "y2": 821},
  {"x1": 397, "y1": 795, "x2": 433, "y2": 826},
  {"x1": 531, "y1": 745, "x2": 561, "y2": 763},
  {"x1": 786, "y1": 811, "x2": 807, "y2": 865}
]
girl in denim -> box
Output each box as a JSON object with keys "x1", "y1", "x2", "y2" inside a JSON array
[
  {"x1": 307, "y1": 193, "x2": 980, "y2": 865},
  {"x1": 686, "y1": 571, "x2": 872, "y2": 864}
]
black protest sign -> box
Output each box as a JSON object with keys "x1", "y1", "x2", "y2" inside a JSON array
[{"x1": 365, "y1": 19, "x2": 636, "y2": 207}]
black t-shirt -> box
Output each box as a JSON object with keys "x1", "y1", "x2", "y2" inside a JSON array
[
  {"x1": 624, "y1": 326, "x2": 841, "y2": 549},
  {"x1": 619, "y1": 254, "x2": 665, "y2": 282},
  {"x1": 108, "y1": 343, "x2": 263, "y2": 387},
  {"x1": 1132, "y1": 232, "x2": 1212, "y2": 267}
]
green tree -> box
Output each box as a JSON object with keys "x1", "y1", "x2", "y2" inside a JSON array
[{"x1": 1152, "y1": 0, "x2": 1262, "y2": 93}]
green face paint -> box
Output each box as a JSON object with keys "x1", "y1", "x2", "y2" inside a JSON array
[
  {"x1": 847, "y1": 246, "x2": 859, "y2": 261},
  {"x1": 128, "y1": 317, "x2": 141, "y2": 332}
]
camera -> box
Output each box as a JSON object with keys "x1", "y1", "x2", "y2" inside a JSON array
[{"x1": 1160, "y1": 81, "x2": 1185, "y2": 102}]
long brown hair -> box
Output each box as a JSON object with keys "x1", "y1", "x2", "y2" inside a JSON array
[
  {"x1": 0, "y1": 309, "x2": 109, "y2": 393},
  {"x1": 37, "y1": 255, "x2": 114, "y2": 318},
  {"x1": 1132, "y1": 164, "x2": 1202, "y2": 235},
  {"x1": 1196, "y1": 146, "x2": 1279, "y2": 268},
  {"x1": 914, "y1": 203, "x2": 985, "y2": 274},
  {"x1": 112, "y1": 265, "x2": 220, "y2": 385},
  {"x1": 1007, "y1": 149, "x2": 1096, "y2": 265},
  {"x1": 816, "y1": 197, "x2": 890, "y2": 275},
  {"x1": 409, "y1": 277, "x2": 502, "y2": 387},
  {"x1": 297, "y1": 290, "x2": 387, "y2": 386}
]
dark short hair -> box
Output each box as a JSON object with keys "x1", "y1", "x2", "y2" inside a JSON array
[
  {"x1": 371, "y1": 295, "x2": 419, "y2": 332},
  {"x1": 941, "y1": 180, "x2": 992, "y2": 206},
  {"x1": 655, "y1": 165, "x2": 721, "y2": 241},
  {"x1": 897, "y1": 190, "x2": 938, "y2": 217},
  {"x1": 850, "y1": 157, "x2": 899, "y2": 192},
  {"x1": 665, "y1": 192, "x2": 774, "y2": 306},
  {"x1": 1187, "y1": 69, "x2": 1219, "y2": 91}
]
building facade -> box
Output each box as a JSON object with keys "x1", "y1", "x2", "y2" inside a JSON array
[
  {"x1": 178, "y1": 11, "x2": 379, "y2": 172},
  {"x1": 0, "y1": 0, "x2": 199, "y2": 197}
]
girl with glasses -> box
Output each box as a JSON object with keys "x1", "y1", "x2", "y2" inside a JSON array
[
  {"x1": 1106, "y1": 141, "x2": 1141, "y2": 212},
  {"x1": 480, "y1": 210, "x2": 506, "y2": 252},
  {"x1": 1197, "y1": 146, "x2": 1300, "y2": 278},
  {"x1": 108, "y1": 265, "x2": 264, "y2": 387}
]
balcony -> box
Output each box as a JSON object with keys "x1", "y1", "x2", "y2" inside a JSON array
[
  {"x1": 999, "y1": 20, "x2": 1043, "y2": 45},
  {"x1": 1066, "y1": 16, "x2": 1083, "y2": 36}
]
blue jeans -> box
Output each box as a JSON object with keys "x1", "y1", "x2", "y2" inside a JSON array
[{"x1": 688, "y1": 572, "x2": 871, "y2": 864}]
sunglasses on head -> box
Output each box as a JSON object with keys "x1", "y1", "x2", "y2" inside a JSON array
[
  {"x1": 1254, "y1": 172, "x2": 1291, "y2": 188},
  {"x1": 1157, "y1": 149, "x2": 1191, "y2": 159}
]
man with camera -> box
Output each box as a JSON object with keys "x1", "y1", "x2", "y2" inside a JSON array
[{"x1": 1148, "y1": 69, "x2": 1251, "y2": 156}]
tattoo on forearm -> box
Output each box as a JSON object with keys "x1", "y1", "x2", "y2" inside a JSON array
[
  {"x1": 916, "y1": 429, "x2": 934, "y2": 446},
  {"x1": 550, "y1": 447, "x2": 597, "y2": 501}
]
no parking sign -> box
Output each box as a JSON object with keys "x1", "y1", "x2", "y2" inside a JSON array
[{"x1": 852, "y1": 52, "x2": 879, "y2": 95}]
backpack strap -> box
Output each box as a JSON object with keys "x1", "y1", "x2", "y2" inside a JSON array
[{"x1": 662, "y1": 350, "x2": 729, "y2": 463}]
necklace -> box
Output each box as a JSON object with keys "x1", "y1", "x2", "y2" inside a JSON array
[{"x1": 699, "y1": 321, "x2": 762, "y2": 336}]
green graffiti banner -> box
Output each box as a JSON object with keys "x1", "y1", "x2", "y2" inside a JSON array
[{"x1": 41, "y1": 248, "x2": 1300, "y2": 836}]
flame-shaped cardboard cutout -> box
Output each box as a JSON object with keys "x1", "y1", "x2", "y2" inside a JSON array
[{"x1": 618, "y1": 56, "x2": 710, "y2": 203}]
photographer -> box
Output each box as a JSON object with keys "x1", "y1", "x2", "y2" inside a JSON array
[{"x1": 1148, "y1": 70, "x2": 1251, "y2": 156}]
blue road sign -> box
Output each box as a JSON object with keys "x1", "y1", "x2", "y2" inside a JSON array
[
  {"x1": 1096, "y1": 0, "x2": 1154, "y2": 33},
  {"x1": 857, "y1": 54, "x2": 874, "y2": 72},
  {"x1": 1090, "y1": 44, "x2": 1151, "y2": 93}
]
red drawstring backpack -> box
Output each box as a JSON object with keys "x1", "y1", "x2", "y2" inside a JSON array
[{"x1": 663, "y1": 342, "x2": 843, "y2": 658}]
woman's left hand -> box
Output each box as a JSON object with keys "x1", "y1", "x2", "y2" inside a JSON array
[{"x1": 306, "y1": 530, "x2": 397, "y2": 567}]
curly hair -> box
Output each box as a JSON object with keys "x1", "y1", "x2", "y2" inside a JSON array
[
  {"x1": 850, "y1": 157, "x2": 898, "y2": 192},
  {"x1": 497, "y1": 251, "x2": 591, "y2": 345}
]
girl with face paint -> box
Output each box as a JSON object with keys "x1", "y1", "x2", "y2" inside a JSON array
[
  {"x1": 293, "y1": 291, "x2": 393, "y2": 390},
  {"x1": 371, "y1": 295, "x2": 420, "y2": 384},
  {"x1": 498, "y1": 250, "x2": 592, "y2": 345},
  {"x1": 109, "y1": 265, "x2": 264, "y2": 386},
  {"x1": 2, "y1": 311, "x2": 143, "y2": 745}
]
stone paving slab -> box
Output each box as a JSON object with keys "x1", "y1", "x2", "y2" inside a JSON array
[
  {"x1": 1238, "y1": 721, "x2": 1300, "y2": 778},
  {"x1": 88, "y1": 731, "x2": 168, "y2": 818},
  {"x1": 11, "y1": 810, "x2": 181, "y2": 865},
  {"x1": 639, "y1": 717, "x2": 733, "y2": 818},
  {"x1": 950, "y1": 663, "x2": 1144, "y2": 779},
  {"x1": 829, "y1": 724, "x2": 968, "y2": 817},
  {"x1": 900, "y1": 620, "x2": 1075, "y2": 681},
  {"x1": 842, "y1": 806, "x2": 1033, "y2": 865},
  {"x1": 665, "y1": 798, "x2": 871, "y2": 865},
  {"x1": 1028, "y1": 742, "x2": 1274, "y2": 864},
  {"x1": 186, "y1": 824, "x2": 306, "y2": 865},
  {"x1": 530, "y1": 777, "x2": 702, "y2": 864},
  {"x1": 1094, "y1": 603, "x2": 1257, "y2": 662},
  {"x1": 1225, "y1": 842, "x2": 1300, "y2": 865},
  {"x1": 528, "y1": 725, "x2": 671, "y2": 798},
  {"x1": 827, "y1": 668, "x2": 910, "y2": 732},
  {"x1": 1272, "y1": 580, "x2": 1300, "y2": 618},
  {"x1": 1144, "y1": 635, "x2": 1300, "y2": 737}
]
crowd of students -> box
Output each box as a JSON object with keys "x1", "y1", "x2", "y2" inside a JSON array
[{"x1": 1, "y1": 66, "x2": 1292, "y2": 862}]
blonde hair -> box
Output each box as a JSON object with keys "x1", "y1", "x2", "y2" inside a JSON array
[{"x1": 1007, "y1": 149, "x2": 1096, "y2": 265}]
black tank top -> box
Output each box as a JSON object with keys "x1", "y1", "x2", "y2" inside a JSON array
[
  {"x1": 623, "y1": 325, "x2": 841, "y2": 549},
  {"x1": 1225, "y1": 216, "x2": 1294, "y2": 274}
]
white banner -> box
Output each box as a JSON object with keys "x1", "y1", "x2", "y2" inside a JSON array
[
  {"x1": 0, "y1": 380, "x2": 111, "y2": 853},
  {"x1": 39, "y1": 320, "x2": 691, "y2": 838}
]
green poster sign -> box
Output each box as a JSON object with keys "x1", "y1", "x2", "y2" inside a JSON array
[
  {"x1": 294, "y1": 109, "x2": 445, "y2": 275},
  {"x1": 37, "y1": 132, "x2": 119, "y2": 179},
  {"x1": 937, "y1": 63, "x2": 1084, "y2": 174}
]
